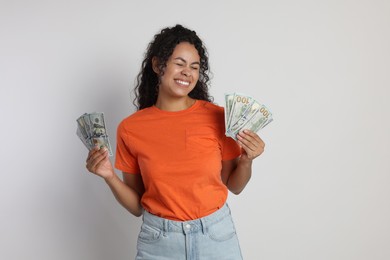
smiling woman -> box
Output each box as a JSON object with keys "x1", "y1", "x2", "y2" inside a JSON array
[
  {"x1": 133, "y1": 25, "x2": 213, "y2": 110},
  {"x1": 85, "y1": 24, "x2": 265, "y2": 260},
  {"x1": 152, "y1": 42, "x2": 201, "y2": 110}
]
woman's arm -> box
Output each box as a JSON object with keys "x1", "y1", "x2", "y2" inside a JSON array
[
  {"x1": 221, "y1": 130, "x2": 265, "y2": 195},
  {"x1": 86, "y1": 146, "x2": 143, "y2": 217}
]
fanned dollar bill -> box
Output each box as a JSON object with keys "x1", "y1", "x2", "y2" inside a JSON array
[
  {"x1": 226, "y1": 93, "x2": 253, "y2": 130},
  {"x1": 76, "y1": 112, "x2": 113, "y2": 156},
  {"x1": 224, "y1": 93, "x2": 273, "y2": 140}
]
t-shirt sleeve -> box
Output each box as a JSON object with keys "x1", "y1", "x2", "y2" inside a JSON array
[
  {"x1": 222, "y1": 135, "x2": 242, "y2": 161},
  {"x1": 114, "y1": 122, "x2": 140, "y2": 174}
]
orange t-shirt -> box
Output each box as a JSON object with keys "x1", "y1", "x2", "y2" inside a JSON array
[{"x1": 115, "y1": 100, "x2": 241, "y2": 221}]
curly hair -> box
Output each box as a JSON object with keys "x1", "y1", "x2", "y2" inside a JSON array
[{"x1": 133, "y1": 24, "x2": 213, "y2": 110}]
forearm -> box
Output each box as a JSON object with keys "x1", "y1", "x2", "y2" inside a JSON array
[
  {"x1": 105, "y1": 174, "x2": 143, "y2": 217},
  {"x1": 226, "y1": 158, "x2": 252, "y2": 195}
]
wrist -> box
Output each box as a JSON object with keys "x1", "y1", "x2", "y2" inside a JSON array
[
  {"x1": 238, "y1": 156, "x2": 253, "y2": 167},
  {"x1": 104, "y1": 171, "x2": 118, "y2": 184}
]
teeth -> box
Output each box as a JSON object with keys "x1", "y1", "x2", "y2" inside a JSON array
[{"x1": 176, "y1": 80, "x2": 190, "y2": 86}]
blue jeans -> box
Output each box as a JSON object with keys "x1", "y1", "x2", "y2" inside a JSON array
[{"x1": 136, "y1": 204, "x2": 243, "y2": 260}]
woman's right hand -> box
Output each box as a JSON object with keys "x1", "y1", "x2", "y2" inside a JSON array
[{"x1": 86, "y1": 146, "x2": 115, "y2": 180}]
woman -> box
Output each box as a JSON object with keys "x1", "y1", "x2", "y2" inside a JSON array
[{"x1": 86, "y1": 24, "x2": 265, "y2": 259}]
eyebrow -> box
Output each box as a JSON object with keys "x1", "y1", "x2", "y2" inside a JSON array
[{"x1": 174, "y1": 57, "x2": 200, "y2": 65}]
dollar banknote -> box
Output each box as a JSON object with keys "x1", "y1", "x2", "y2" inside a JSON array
[
  {"x1": 226, "y1": 93, "x2": 253, "y2": 130},
  {"x1": 76, "y1": 112, "x2": 113, "y2": 156},
  {"x1": 224, "y1": 93, "x2": 273, "y2": 140},
  {"x1": 224, "y1": 93, "x2": 235, "y2": 130}
]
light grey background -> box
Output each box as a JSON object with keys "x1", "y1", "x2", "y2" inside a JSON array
[{"x1": 1, "y1": 0, "x2": 389, "y2": 259}]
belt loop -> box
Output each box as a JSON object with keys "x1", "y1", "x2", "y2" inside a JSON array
[
  {"x1": 163, "y1": 219, "x2": 168, "y2": 237},
  {"x1": 200, "y1": 218, "x2": 207, "y2": 235}
]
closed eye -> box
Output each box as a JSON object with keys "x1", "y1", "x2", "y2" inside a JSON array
[{"x1": 173, "y1": 57, "x2": 200, "y2": 69}]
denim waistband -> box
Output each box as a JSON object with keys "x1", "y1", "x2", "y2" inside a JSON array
[{"x1": 142, "y1": 204, "x2": 231, "y2": 234}]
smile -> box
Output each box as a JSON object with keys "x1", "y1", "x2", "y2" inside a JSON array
[{"x1": 175, "y1": 80, "x2": 190, "y2": 86}]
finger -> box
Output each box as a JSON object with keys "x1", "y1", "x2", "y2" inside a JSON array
[
  {"x1": 237, "y1": 131, "x2": 266, "y2": 159},
  {"x1": 90, "y1": 154, "x2": 108, "y2": 171},
  {"x1": 90, "y1": 148, "x2": 107, "y2": 164},
  {"x1": 237, "y1": 131, "x2": 258, "y2": 151},
  {"x1": 89, "y1": 146, "x2": 107, "y2": 160},
  {"x1": 237, "y1": 136, "x2": 256, "y2": 152},
  {"x1": 87, "y1": 148, "x2": 108, "y2": 171},
  {"x1": 86, "y1": 146, "x2": 100, "y2": 162},
  {"x1": 87, "y1": 156, "x2": 106, "y2": 173},
  {"x1": 243, "y1": 130, "x2": 264, "y2": 146},
  {"x1": 242, "y1": 130, "x2": 265, "y2": 149}
]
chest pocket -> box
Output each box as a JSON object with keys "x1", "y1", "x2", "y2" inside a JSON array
[{"x1": 186, "y1": 126, "x2": 220, "y2": 153}]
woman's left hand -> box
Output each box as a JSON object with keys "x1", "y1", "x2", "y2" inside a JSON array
[{"x1": 236, "y1": 130, "x2": 265, "y2": 161}]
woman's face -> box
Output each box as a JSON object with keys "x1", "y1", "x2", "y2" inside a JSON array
[{"x1": 155, "y1": 42, "x2": 200, "y2": 99}]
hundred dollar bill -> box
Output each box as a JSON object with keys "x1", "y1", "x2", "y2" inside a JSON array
[
  {"x1": 81, "y1": 113, "x2": 93, "y2": 137},
  {"x1": 91, "y1": 135, "x2": 113, "y2": 156},
  {"x1": 257, "y1": 104, "x2": 273, "y2": 130},
  {"x1": 88, "y1": 112, "x2": 107, "y2": 137},
  {"x1": 260, "y1": 116, "x2": 273, "y2": 129},
  {"x1": 76, "y1": 112, "x2": 113, "y2": 156},
  {"x1": 227, "y1": 93, "x2": 253, "y2": 130},
  {"x1": 224, "y1": 92, "x2": 273, "y2": 139},
  {"x1": 227, "y1": 100, "x2": 262, "y2": 136},
  {"x1": 224, "y1": 93, "x2": 234, "y2": 131},
  {"x1": 227, "y1": 103, "x2": 273, "y2": 140},
  {"x1": 76, "y1": 127, "x2": 93, "y2": 150},
  {"x1": 76, "y1": 114, "x2": 89, "y2": 140}
]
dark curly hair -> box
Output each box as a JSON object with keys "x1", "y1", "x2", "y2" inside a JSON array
[{"x1": 133, "y1": 24, "x2": 213, "y2": 110}]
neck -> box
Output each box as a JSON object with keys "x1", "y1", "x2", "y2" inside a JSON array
[{"x1": 155, "y1": 96, "x2": 196, "y2": 112}]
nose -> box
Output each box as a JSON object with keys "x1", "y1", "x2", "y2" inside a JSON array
[{"x1": 181, "y1": 67, "x2": 191, "y2": 77}]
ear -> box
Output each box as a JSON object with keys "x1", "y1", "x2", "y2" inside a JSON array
[{"x1": 152, "y1": 57, "x2": 160, "y2": 74}]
